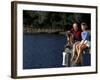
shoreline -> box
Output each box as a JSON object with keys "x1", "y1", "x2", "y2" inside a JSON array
[
  {"x1": 23, "y1": 27, "x2": 66, "y2": 35},
  {"x1": 23, "y1": 31, "x2": 66, "y2": 35}
]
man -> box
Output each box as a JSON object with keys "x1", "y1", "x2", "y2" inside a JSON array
[
  {"x1": 62, "y1": 22, "x2": 81, "y2": 66},
  {"x1": 64, "y1": 22, "x2": 81, "y2": 49}
]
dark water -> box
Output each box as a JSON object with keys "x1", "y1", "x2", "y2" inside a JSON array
[{"x1": 23, "y1": 33, "x2": 66, "y2": 69}]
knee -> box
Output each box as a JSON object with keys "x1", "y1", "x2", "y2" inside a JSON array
[
  {"x1": 79, "y1": 45, "x2": 81, "y2": 48},
  {"x1": 76, "y1": 44, "x2": 82, "y2": 50},
  {"x1": 76, "y1": 44, "x2": 79, "y2": 49}
]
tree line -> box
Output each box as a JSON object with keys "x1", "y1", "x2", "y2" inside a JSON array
[{"x1": 23, "y1": 10, "x2": 91, "y2": 30}]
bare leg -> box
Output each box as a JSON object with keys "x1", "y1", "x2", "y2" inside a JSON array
[
  {"x1": 74, "y1": 46, "x2": 82, "y2": 64},
  {"x1": 73, "y1": 44, "x2": 81, "y2": 64},
  {"x1": 74, "y1": 49, "x2": 81, "y2": 63},
  {"x1": 71, "y1": 42, "x2": 80, "y2": 62}
]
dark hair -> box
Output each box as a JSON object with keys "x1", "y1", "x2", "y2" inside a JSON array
[
  {"x1": 73, "y1": 22, "x2": 78, "y2": 25},
  {"x1": 81, "y1": 22, "x2": 88, "y2": 29}
]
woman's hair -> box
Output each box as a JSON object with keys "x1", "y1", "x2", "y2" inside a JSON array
[{"x1": 81, "y1": 22, "x2": 88, "y2": 29}]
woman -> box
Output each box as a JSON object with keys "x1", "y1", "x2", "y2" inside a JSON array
[{"x1": 71, "y1": 22, "x2": 90, "y2": 64}]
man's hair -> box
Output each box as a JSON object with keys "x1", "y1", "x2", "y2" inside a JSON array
[
  {"x1": 72, "y1": 22, "x2": 79, "y2": 27},
  {"x1": 73, "y1": 22, "x2": 78, "y2": 25}
]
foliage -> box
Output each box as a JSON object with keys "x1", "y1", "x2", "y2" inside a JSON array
[{"x1": 23, "y1": 10, "x2": 91, "y2": 30}]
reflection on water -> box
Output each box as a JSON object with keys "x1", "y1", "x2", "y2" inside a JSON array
[{"x1": 23, "y1": 33, "x2": 66, "y2": 69}]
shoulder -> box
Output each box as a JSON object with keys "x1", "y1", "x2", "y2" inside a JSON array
[
  {"x1": 86, "y1": 30, "x2": 91, "y2": 35},
  {"x1": 81, "y1": 32, "x2": 83, "y2": 33},
  {"x1": 85, "y1": 31, "x2": 90, "y2": 36}
]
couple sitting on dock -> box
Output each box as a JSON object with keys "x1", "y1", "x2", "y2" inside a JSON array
[{"x1": 63, "y1": 22, "x2": 90, "y2": 66}]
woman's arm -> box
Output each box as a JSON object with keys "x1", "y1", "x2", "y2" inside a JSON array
[{"x1": 80, "y1": 40, "x2": 84, "y2": 45}]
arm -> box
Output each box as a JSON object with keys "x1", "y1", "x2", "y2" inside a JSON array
[{"x1": 79, "y1": 40, "x2": 85, "y2": 47}]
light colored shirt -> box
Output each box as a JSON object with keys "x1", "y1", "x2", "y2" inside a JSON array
[
  {"x1": 81, "y1": 31, "x2": 90, "y2": 41},
  {"x1": 80, "y1": 31, "x2": 90, "y2": 47}
]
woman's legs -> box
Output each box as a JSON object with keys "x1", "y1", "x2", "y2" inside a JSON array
[
  {"x1": 74, "y1": 44, "x2": 87, "y2": 64},
  {"x1": 74, "y1": 45, "x2": 82, "y2": 64}
]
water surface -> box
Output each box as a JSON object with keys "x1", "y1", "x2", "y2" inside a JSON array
[{"x1": 23, "y1": 33, "x2": 66, "y2": 69}]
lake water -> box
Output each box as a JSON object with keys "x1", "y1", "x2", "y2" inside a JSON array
[{"x1": 23, "y1": 33, "x2": 66, "y2": 69}]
